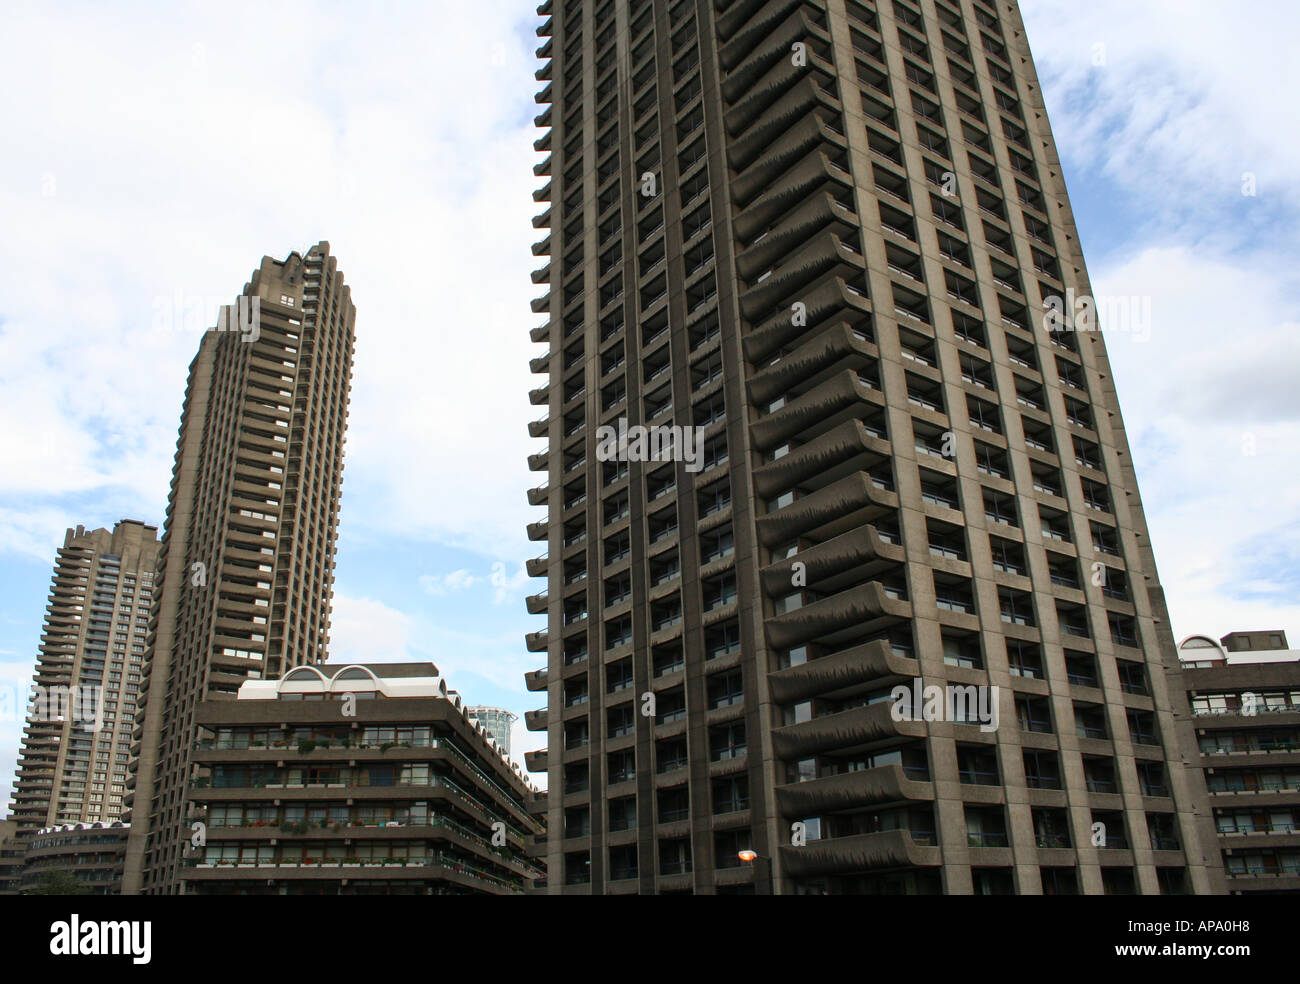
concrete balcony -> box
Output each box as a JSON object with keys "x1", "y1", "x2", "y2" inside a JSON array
[
  {"x1": 527, "y1": 452, "x2": 549, "y2": 473},
  {"x1": 737, "y1": 191, "x2": 856, "y2": 279},
  {"x1": 526, "y1": 555, "x2": 548, "y2": 577},
  {"x1": 767, "y1": 639, "x2": 918, "y2": 705},
  {"x1": 779, "y1": 829, "x2": 941, "y2": 878},
  {"x1": 776, "y1": 764, "x2": 933, "y2": 817},
  {"x1": 527, "y1": 483, "x2": 549, "y2": 505},
  {"x1": 527, "y1": 791, "x2": 547, "y2": 818},
  {"x1": 724, "y1": 25, "x2": 833, "y2": 135},
  {"x1": 750, "y1": 370, "x2": 885, "y2": 453},
  {"x1": 760, "y1": 525, "x2": 903, "y2": 598},
  {"x1": 752, "y1": 419, "x2": 891, "y2": 502},
  {"x1": 741, "y1": 274, "x2": 871, "y2": 366},
  {"x1": 764, "y1": 581, "x2": 910, "y2": 651},
  {"x1": 738, "y1": 231, "x2": 864, "y2": 322},
  {"x1": 529, "y1": 352, "x2": 550, "y2": 373},
  {"x1": 772, "y1": 699, "x2": 924, "y2": 760},
  {"x1": 524, "y1": 667, "x2": 548, "y2": 692},
  {"x1": 524, "y1": 708, "x2": 548, "y2": 732},
  {"x1": 525, "y1": 592, "x2": 549, "y2": 615},
  {"x1": 526, "y1": 521, "x2": 548, "y2": 542},
  {"x1": 524, "y1": 748, "x2": 548, "y2": 772},
  {"x1": 718, "y1": 0, "x2": 806, "y2": 70},
  {"x1": 754, "y1": 471, "x2": 897, "y2": 548},
  {"x1": 528, "y1": 416, "x2": 550, "y2": 438},
  {"x1": 747, "y1": 322, "x2": 875, "y2": 407},
  {"x1": 727, "y1": 75, "x2": 841, "y2": 172},
  {"x1": 528, "y1": 384, "x2": 550, "y2": 406},
  {"x1": 734, "y1": 151, "x2": 850, "y2": 245},
  {"x1": 525, "y1": 631, "x2": 548, "y2": 653}
]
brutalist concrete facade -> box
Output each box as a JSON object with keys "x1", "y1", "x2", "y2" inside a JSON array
[
  {"x1": 0, "y1": 820, "x2": 23, "y2": 893},
  {"x1": 20, "y1": 821, "x2": 129, "y2": 895},
  {"x1": 1179, "y1": 633, "x2": 1300, "y2": 894},
  {"x1": 522, "y1": 0, "x2": 1222, "y2": 894},
  {"x1": 183, "y1": 663, "x2": 543, "y2": 894},
  {"x1": 124, "y1": 243, "x2": 355, "y2": 894},
  {"x1": 8, "y1": 521, "x2": 159, "y2": 837}
]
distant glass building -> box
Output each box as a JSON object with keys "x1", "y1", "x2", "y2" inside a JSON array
[{"x1": 467, "y1": 707, "x2": 517, "y2": 756}]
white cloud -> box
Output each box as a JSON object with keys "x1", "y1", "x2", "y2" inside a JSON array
[
  {"x1": 418, "y1": 561, "x2": 530, "y2": 605},
  {"x1": 0, "y1": 1, "x2": 549, "y2": 567},
  {"x1": 418, "y1": 569, "x2": 483, "y2": 596},
  {"x1": 326, "y1": 594, "x2": 417, "y2": 666},
  {"x1": 1020, "y1": 0, "x2": 1300, "y2": 223}
]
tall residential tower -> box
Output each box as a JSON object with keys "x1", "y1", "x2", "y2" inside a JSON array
[
  {"x1": 8, "y1": 521, "x2": 159, "y2": 838},
  {"x1": 124, "y1": 243, "x2": 355, "y2": 893},
  {"x1": 522, "y1": 0, "x2": 1221, "y2": 894}
]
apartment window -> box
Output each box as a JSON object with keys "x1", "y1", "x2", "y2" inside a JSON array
[
  {"x1": 965, "y1": 805, "x2": 1008, "y2": 848},
  {"x1": 988, "y1": 536, "x2": 1025, "y2": 575},
  {"x1": 709, "y1": 721, "x2": 746, "y2": 761},
  {"x1": 1083, "y1": 755, "x2": 1117, "y2": 793},
  {"x1": 656, "y1": 736, "x2": 688, "y2": 773},
  {"x1": 1024, "y1": 750, "x2": 1062, "y2": 790},
  {"x1": 608, "y1": 749, "x2": 636, "y2": 785},
  {"x1": 1033, "y1": 807, "x2": 1072, "y2": 849},
  {"x1": 1006, "y1": 640, "x2": 1042, "y2": 679},
  {"x1": 1147, "y1": 814, "x2": 1180, "y2": 852},
  {"x1": 606, "y1": 657, "x2": 634, "y2": 694},
  {"x1": 998, "y1": 587, "x2": 1034, "y2": 625},
  {"x1": 1074, "y1": 702, "x2": 1108, "y2": 741},
  {"x1": 658, "y1": 786, "x2": 691, "y2": 824},
  {"x1": 659, "y1": 838, "x2": 692, "y2": 876},
  {"x1": 1127, "y1": 709, "x2": 1158, "y2": 746},
  {"x1": 655, "y1": 687, "x2": 687, "y2": 724},
  {"x1": 1065, "y1": 650, "x2": 1099, "y2": 688},
  {"x1": 957, "y1": 744, "x2": 999, "y2": 785},
  {"x1": 609, "y1": 796, "x2": 636, "y2": 832},
  {"x1": 984, "y1": 489, "x2": 1018, "y2": 527},
  {"x1": 712, "y1": 775, "x2": 748, "y2": 815},
  {"x1": 1016, "y1": 695, "x2": 1052, "y2": 733},
  {"x1": 707, "y1": 669, "x2": 743, "y2": 709},
  {"x1": 653, "y1": 642, "x2": 684, "y2": 678}
]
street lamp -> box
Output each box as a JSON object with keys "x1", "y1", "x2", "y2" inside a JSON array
[{"x1": 737, "y1": 850, "x2": 775, "y2": 895}]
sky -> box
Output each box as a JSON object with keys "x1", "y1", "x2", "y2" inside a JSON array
[{"x1": 0, "y1": 0, "x2": 1297, "y2": 813}]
